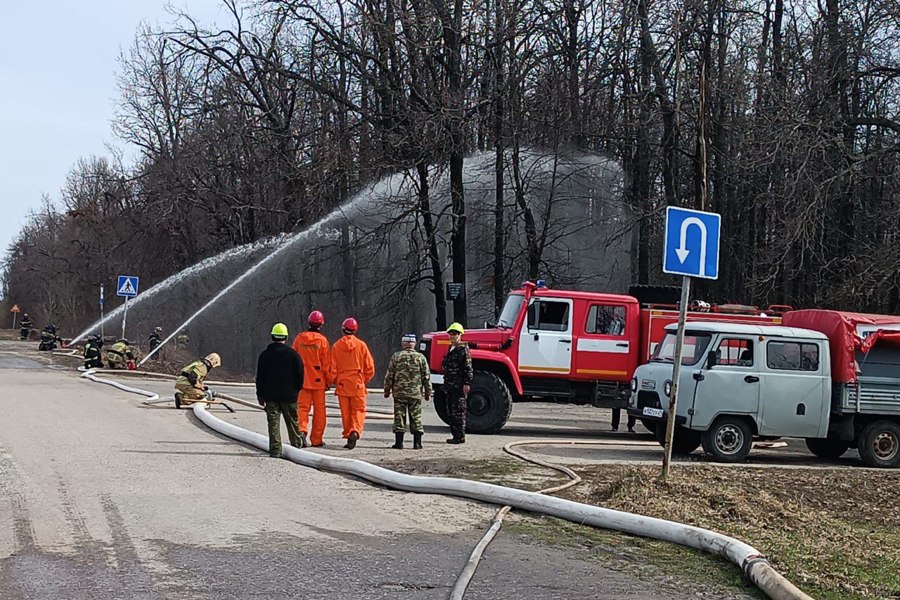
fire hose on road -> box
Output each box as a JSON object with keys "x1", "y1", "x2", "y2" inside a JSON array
[{"x1": 79, "y1": 369, "x2": 813, "y2": 600}]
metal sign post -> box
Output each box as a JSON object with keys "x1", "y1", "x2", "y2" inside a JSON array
[
  {"x1": 99, "y1": 284, "x2": 105, "y2": 337},
  {"x1": 10, "y1": 304, "x2": 20, "y2": 330},
  {"x1": 661, "y1": 276, "x2": 691, "y2": 480},
  {"x1": 116, "y1": 276, "x2": 140, "y2": 341},
  {"x1": 661, "y1": 206, "x2": 721, "y2": 481},
  {"x1": 122, "y1": 297, "x2": 129, "y2": 340}
]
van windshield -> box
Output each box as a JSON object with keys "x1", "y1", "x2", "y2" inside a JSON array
[
  {"x1": 496, "y1": 293, "x2": 524, "y2": 328},
  {"x1": 651, "y1": 332, "x2": 712, "y2": 366}
]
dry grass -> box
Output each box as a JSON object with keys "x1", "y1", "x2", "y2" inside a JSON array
[
  {"x1": 561, "y1": 464, "x2": 900, "y2": 600},
  {"x1": 383, "y1": 457, "x2": 900, "y2": 599}
]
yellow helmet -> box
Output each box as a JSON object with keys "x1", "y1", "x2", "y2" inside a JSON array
[
  {"x1": 447, "y1": 322, "x2": 465, "y2": 334},
  {"x1": 204, "y1": 353, "x2": 221, "y2": 368},
  {"x1": 271, "y1": 322, "x2": 289, "y2": 339}
]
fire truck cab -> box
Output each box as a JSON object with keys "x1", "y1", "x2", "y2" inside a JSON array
[{"x1": 420, "y1": 281, "x2": 786, "y2": 434}]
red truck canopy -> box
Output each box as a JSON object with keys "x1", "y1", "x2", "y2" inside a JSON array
[{"x1": 782, "y1": 309, "x2": 900, "y2": 382}]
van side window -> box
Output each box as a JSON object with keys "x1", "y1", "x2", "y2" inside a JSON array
[
  {"x1": 527, "y1": 300, "x2": 570, "y2": 332},
  {"x1": 767, "y1": 341, "x2": 819, "y2": 371},
  {"x1": 585, "y1": 305, "x2": 626, "y2": 336},
  {"x1": 716, "y1": 338, "x2": 753, "y2": 366}
]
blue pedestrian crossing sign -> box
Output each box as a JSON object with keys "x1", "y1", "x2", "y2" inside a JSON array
[
  {"x1": 116, "y1": 275, "x2": 140, "y2": 298},
  {"x1": 663, "y1": 207, "x2": 721, "y2": 280}
]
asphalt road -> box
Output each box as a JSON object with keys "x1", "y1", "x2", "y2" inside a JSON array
[{"x1": 0, "y1": 341, "x2": 759, "y2": 599}]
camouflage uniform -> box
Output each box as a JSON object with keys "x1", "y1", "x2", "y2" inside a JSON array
[
  {"x1": 384, "y1": 348, "x2": 432, "y2": 434},
  {"x1": 441, "y1": 344, "x2": 473, "y2": 441}
]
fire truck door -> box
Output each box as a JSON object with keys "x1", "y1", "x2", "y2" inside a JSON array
[
  {"x1": 519, "y1": 298, "x2": 573, "y2": 375},
  {"x1": 575, "y1": 303, "x2": 633, "y2": 382}
]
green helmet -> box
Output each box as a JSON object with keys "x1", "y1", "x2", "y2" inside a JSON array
[
  {"x1": 447, "y1": 322, "x2": 465, "y2": 334},
  {"x1": 271, "y1": 322, "x2": 289, "y2": 339}
]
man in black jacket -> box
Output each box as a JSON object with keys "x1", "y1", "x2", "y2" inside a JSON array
[{"x1": 256, "y1": 322, "x2": 305, "y2": 457}]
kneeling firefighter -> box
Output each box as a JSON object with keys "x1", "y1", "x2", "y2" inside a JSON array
[
  {"x1": 174, "y1": 353, "x2": 221, "y2": 408},
  {"x1": 106, "y1": 339, "x2": 136, "y2": 369},
  {"x1": 38, "y1": 325, "x2": 61, "y2": 351},
  {"x1": 83, "y1": 334, "x2": 104, "y2": 369}
]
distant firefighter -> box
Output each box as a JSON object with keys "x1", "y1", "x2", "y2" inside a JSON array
[
  {"x1": 20, "y1": 313, "x2": 33, "y2": 341},
  {"x1": 106, "y1": 339, "x2": 135, "y2": 369},
  {"x1": 83, "y1": 334, "x2": 104, "y2": 369},
  {"x1": 148, "y1": 326, "x2": 163, "y2": 360},
  {"x1": 38, "y1": 325, "x2": 61, "y2": 351}
]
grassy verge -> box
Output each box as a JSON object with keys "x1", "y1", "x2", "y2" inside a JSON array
[
  {"x1": 385, "y1": 457, "x2": 899, "y2": 599},
  {"x1": 560, "y1": 464, "x2": 900, "y2": 600}
]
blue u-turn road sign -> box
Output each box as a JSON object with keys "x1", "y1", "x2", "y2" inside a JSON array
[
  {"x1": 663, "y1": 206, "x2": 721, "y2": 280},
  {"x1": 116, "y1": 275, "x2": 140, "y2": 298}
]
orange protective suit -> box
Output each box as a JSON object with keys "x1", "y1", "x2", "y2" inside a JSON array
[
  {"x1": 292, "y1": 330, "x2": 332, "y2": 446},
  {"x1": 331, "y1": 334, "x2": 375, "y2": 439}
]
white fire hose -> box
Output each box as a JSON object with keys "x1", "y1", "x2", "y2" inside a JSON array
[{"x1": 79, "y1": 369, "x2": 812, "y2": 600}]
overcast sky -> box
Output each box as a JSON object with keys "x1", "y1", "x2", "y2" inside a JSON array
[{"x1": 0, "y1": 1, "x2": 227, "y2": 263}]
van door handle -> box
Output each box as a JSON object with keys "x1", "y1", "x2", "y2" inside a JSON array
[
  {"x1": 693, "y1": 372, "x2": 704, "y2": 381},
  {"x1": 559, "y1": 339, "x2": 571, "y2": 344},
  {"x1": 744, "y1": 375, "x2": 759, "y2": 383}
]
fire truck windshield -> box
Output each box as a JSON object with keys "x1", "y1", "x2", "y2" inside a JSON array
[
  {"x1": 496, "y1": 293, "x2": 524, "y2": 328},
  {"x1": 651, "y1": 332, "x2": 712, "y2": 366}
]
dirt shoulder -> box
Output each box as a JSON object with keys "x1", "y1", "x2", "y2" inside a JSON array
[{"x1": 379, "y1": 457, "x2": 900, "y2": 600}]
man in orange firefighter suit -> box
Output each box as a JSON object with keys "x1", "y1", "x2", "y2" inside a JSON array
[
  {"x1": 331, "y1": 317, "x2": 375, "y2": 449},
  {"x1": 291, "y1": 310, "x2": 332, "y2": 448}
]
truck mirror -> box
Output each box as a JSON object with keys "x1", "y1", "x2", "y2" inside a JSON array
[{"x1": 706, "y1": 350, "x2": 717, "y2": 369}]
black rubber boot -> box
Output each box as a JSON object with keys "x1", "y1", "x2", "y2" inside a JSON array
[
  {"x1": 345, "y1": 431, "x2": 359, "y2": 450},
  {"x1": 413, "y1": 433, "x2": 423, "y2": 449},
  {"x1": 391, "y1": 432, "x2": 404, "y2": 449}
]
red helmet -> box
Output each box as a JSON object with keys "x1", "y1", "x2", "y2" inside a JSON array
[
  {"x1": 342, "y1": 317, "x2": 359, "y2": 332},
  {"x1": 308, "y1": 310, "x2": 325, "y2": 326}
]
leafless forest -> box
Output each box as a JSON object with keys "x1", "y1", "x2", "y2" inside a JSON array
[{"x1": 5, "y1": 0, "x2": 900, "y2": 335}]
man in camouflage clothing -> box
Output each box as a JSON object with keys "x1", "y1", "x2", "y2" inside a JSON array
[
  {"x1": 383, "y1": 333, "x2": 432, "y2": 449},
  {"x1": 441, "y1": 322, "x2": 473, "y2": 444}
]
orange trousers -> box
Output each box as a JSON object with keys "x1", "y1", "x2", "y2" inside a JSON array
[
  {"x1": 338, "y1": 395, "x2": 367, "y2": 439},
  {"x1": 297, "y1": 388, "x2": 327, "y2": 446}
]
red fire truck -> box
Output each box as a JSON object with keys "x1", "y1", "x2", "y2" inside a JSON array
[{"x1": 420, "y1": 281, "x2": 788, "y2": 433}]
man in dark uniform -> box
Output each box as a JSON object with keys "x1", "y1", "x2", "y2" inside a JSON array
[
  {"x1": 148, "y1": 326, "x2": 163, "y2": 360},
  {"x1": 256, "y1": 323, "x2": 305, "y2": 458},
  {"x1": 83, "y1": 334, "x2": 104, "y2": 369},
  {"x1": 20, "y1": 314, "x2": 33, "y2": 340},
  {"x1": 441, "y1": 322, "x2": 473, "y2": 444},
  {"x1": 38, "y1": 325, "x2": 61, "y2": 351}
]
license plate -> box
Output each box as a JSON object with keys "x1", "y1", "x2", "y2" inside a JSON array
[{"x1": 642, "y1": 407, "x2": 664, "y2": 418}]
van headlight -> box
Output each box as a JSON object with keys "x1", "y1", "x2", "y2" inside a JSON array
[
  {"x1": 664, "y1": 380, "x2": 672, "y2": 396},
  {"x1": 630, "y1": 377, "x2": 638, "y2": 392}
]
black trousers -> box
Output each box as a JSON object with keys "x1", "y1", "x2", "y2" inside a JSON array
[{"x1": 611, "y1": 408, "x2": 636, "y2": 429}]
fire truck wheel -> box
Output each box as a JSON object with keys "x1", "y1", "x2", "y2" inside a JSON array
[
  {"x1": 858, "y1": 420, "x2": 900, "y2": 468},
  {"x1": 701, "y1": 417, "x2": 752, "y2": 463},
  {"x1": 804, "y1": 437, "x2": 850, "y2": 460},
  {"x1": 432, "y1": 387, "x2": 451, "y2": 425},
  {"x1": 654, "y1": 423, "x2": 702, "y2": 454},
  {"x1": 465, "y1": 372, "x2": 513, "y2": 434}
]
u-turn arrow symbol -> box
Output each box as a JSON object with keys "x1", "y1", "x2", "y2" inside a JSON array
[{"x1": 675, "y1": 217, "x2": 708, "y2": 277}]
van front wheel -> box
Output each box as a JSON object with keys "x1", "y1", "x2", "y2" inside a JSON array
[{"x1": 702, "y1": 417, "x2": 752, "y2": 463}]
